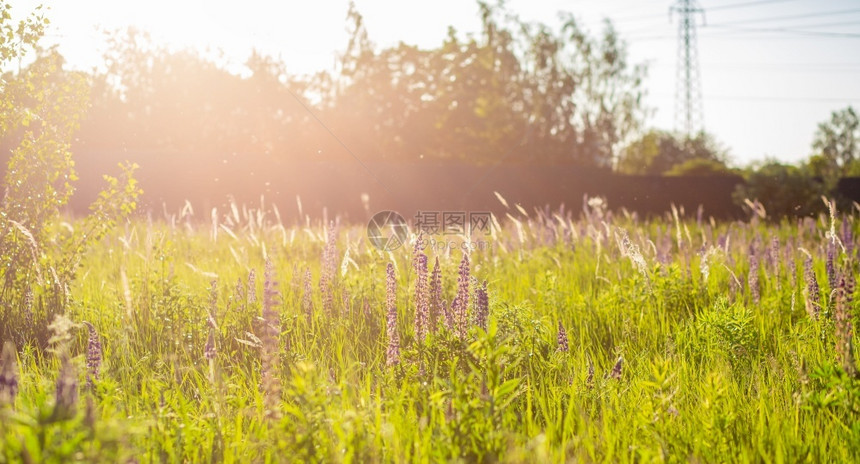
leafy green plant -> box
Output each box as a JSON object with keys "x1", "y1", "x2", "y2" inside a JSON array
[{"x1": 0, "y1": 2, "x2": 141, "y2": 347}]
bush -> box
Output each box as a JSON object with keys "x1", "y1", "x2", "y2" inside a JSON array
[
  {"x1": 0, "y1": 2, "x2": 141, "y2": 347},
  {"x1": 732, "y1": 162, "x2": 826, "y2": 219}
]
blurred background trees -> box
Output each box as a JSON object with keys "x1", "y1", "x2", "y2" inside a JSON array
[
  {"x1": 616, "y1": 130, "x2": 730, "y2": 175},
  {"x1": 58, "y1": 1, "x2": 648, "y2": 168},
  {"x1": 2, "y1": 0, "x2": 858, "y2": 220}
]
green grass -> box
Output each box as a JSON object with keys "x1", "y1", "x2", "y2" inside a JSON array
[{"x1": 1, "y1": 204, "x2": 859, "y2": 463}]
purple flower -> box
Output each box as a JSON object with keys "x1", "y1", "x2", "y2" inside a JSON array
[
  {"x1": 586, "y1": 357, "x2": 594, "y2": 389},
  {"x1": 748, "y1": 244, "x2": 760, "y2": 304},
  {"x1": 0, "y1": 342, "x2": 18, "y2": 407},
  {"x1": 53, "y1": 352, "x2": 79, "y2": 420},
  {"x1": 247, "y1": 269, "x2": 257, "y2": 305},
  {"x1": 320, "y1": 222, "x2": 337, "y2": 316},
  {"x1": 82, "y1": 322, "x2": 103, "y2": 389},
  {"x1": 474, "y1": 280, "x2": 489, "y2": 332},
  {"x1": 835, "y1": 271, "x2": 857, "y2": 376},
  {"x1": 557, "y1": 321, "x2": 569, "y2": 352},
  {"x1": 608, "y1": 356, "x2": 623, "y2": 380},
  {"x1": 302, "y1": 268, "x2": 313, "y2": 323},
  {"x1": 386, "y1": 263, "x2": 400, "y2": 366},
  {"x1": 804, "y1": 255, "x2": 821, "y2": 320},
  {"x1": 453, "y1": 253, "x2": 471, "y2": 339},
  {"x1": 260, "y1": 260, "x2": 281, "y2": 417},
  {"x1": 826, "y1": 240, "x2": 839, "y2": 290},
  {"x1": 414, "y1": 254, "x2": 429, "y2": 344},
  {"x1": 429, "y1": 257, "x2": 443, "y2": 333}
]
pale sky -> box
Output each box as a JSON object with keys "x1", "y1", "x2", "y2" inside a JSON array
[{"x1": 13, "y1": 0, "x2": 860, "y2": 166}]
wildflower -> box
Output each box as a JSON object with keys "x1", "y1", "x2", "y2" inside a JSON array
[
  {"x1": 429, "y1": 257, "x2": 443, "y2": 333},
  {"x1": 260, "y1": 259, "x2": 281, "y2": 417},
  {"x1": 770, "y1": 237, "x2": 781, "y2": 290},
  {"x1": 803, "y1": 254, "x2": 821, "y2": 319},
  {"x1": 341, "y1": 288, "x2": 352, "y2": 316},
  {"x1": 557, "y1": 321, "x2": 569, "y2": 352},
  {"x1": 826, "y1": 241, "x2": 837, "y2": 291},
  {"x1": 444, "y1": 298, "x2": 454, "y2": 332},
  {"x1": 302, "y1": 268, "x2": 313, "y2": 323},
  {"x1": 52, "y1": 352, "x2": 79, "y2": 421},
  {"x1": 835, "y1": 273, "x2": 857, "y2": 377},
  {"x1": 841, "y1": 217, "x2": 854, "y2": 257},
  {"x1": 412, "y1": 232, "x2": 425, "y2": 272},
  {"x1": 474, "y1": 280, "x2": 489, "y2": 332},
  {"x1": 247, "y1": 269, "x2": 257, "y2": 305},
  {"x1": 205, "y1": 327, "x2": 217, "y2": 361},
  {"x1": 608, "y1": 356, "x2": 623, "y2": 380},
  {"x1": 786, "y1": 244, "x2": 797, "y2": 287},
  {"x1": 386, "y1": 262, "x2": 400, "y2": 366},
  {"x1": 82, "y1": 322, "x2": 103, "y2": 390},
  {"x1": 320, "y1": 222, "x2": 337, "y2": 316},
  {"x1": 586, "y1": 357, "x2": 594, "y2": 390},
  {"x1": 232, "y1": 277, "x2": 245, "y2": 312},
  {"x1": 414, "y1": 254, "x2": 429, "y2": 343},
  {"x1": 453, "y1": 253, "x2": 471, "y2": 338},
  {"x1": 0, "y1": 342, "x2": 18, "y2": 407},
  {"x1": 748, "y1": 244, "x2": 760, "y2": 304}
]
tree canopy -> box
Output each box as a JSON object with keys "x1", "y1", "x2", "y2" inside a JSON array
[
  {"x1": 66, "y1": 2, "x2": 647, "y2": 169},
  {"x1": 616, "y1": 130, "x2": 729, "y2": 175}
]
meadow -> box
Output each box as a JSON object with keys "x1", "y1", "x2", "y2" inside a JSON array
[{"x1": 1, "y1": 197, "x2": 859, "y2": 463}]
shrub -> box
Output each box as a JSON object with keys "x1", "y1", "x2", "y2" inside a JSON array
[
  {"x1": 0, "y1": 2, "x2": 141, "y2": 347},
  {"x1": 732, "y1": 162, "x2": 826, "y2": 219}
]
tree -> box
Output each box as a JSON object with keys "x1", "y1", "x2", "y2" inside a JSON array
[
  {"x1": 810, "y1": 106, "x2": 859, "y2": 184},
  {"x1": 0, "y1": 2, "x2": 141, "y2": 346},
  {"x1": 330, "y1": 1, "x2": 647, "y2": 165},
  {"x1": 664, "y1": 158, "x2": 734, "y2": 176},
  {"x1": 616, "y1": 130, "x2": 728, "y2": 175},
  {"x1": 732, "y1": 161, "x2": 825, "y2": 219}
]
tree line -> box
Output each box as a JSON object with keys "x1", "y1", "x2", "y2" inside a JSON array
[{"x1": 1, "y1": 1, "x2": 858, "y2": 218}]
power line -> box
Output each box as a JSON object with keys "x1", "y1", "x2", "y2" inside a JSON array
[
  {"x1": 707, "y1": 24, "x2": 860, "y2": 39},
  {"x1": 715, "y1": 7, "x2": 860, "y2": 27},
  {"x1": 650, "y1": 93, "x2": 860, "y2": 102},
  {"x1": 706, "y1": 0, "x2": 799, "y2": 12},
  {"x1": 648, "y1": 62, "x2": 860, "y2": 73}
]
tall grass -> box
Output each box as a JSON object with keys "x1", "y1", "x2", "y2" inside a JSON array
[{"x1": 1, "y1": 199, "x2": 859, "y2": 462}]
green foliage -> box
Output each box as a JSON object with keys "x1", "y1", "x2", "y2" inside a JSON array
[
  {"x1": 79, "y1": 2, "x2": 646, "y2": 167},
  {"x1": 0, "y1": 200, "x2": 858, "y2": 462},
  {"x1": 0, "y1": 2, "x2": 142, "y2": 348},
  {"x1": 732, "y1": 161, "x2": 827, "y2": 219},
  {"x1": 694, "y1": 298, "x2": 758, "y2": 368},
  {"x1": 810, "y1": 106, "x2": 859, "y2": 185},
  {"x1": 664, "y1": 158, "x2": 734, "y2": 176},
  {"x1": 617, "y1": 129, "x2": 729, "y2": 175}
]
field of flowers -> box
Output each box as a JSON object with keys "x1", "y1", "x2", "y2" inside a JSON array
[{"x1": 1, "y1": 197, "x2": 859, "y2": 463}]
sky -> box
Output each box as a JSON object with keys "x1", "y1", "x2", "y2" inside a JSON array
[{"x1": 12, "y1": 0, "x2": 860, "y2": 167}]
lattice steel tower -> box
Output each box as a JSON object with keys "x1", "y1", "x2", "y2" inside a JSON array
[{"x1": 670, "y1": 0, "x2": 705, "y2": 137}]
